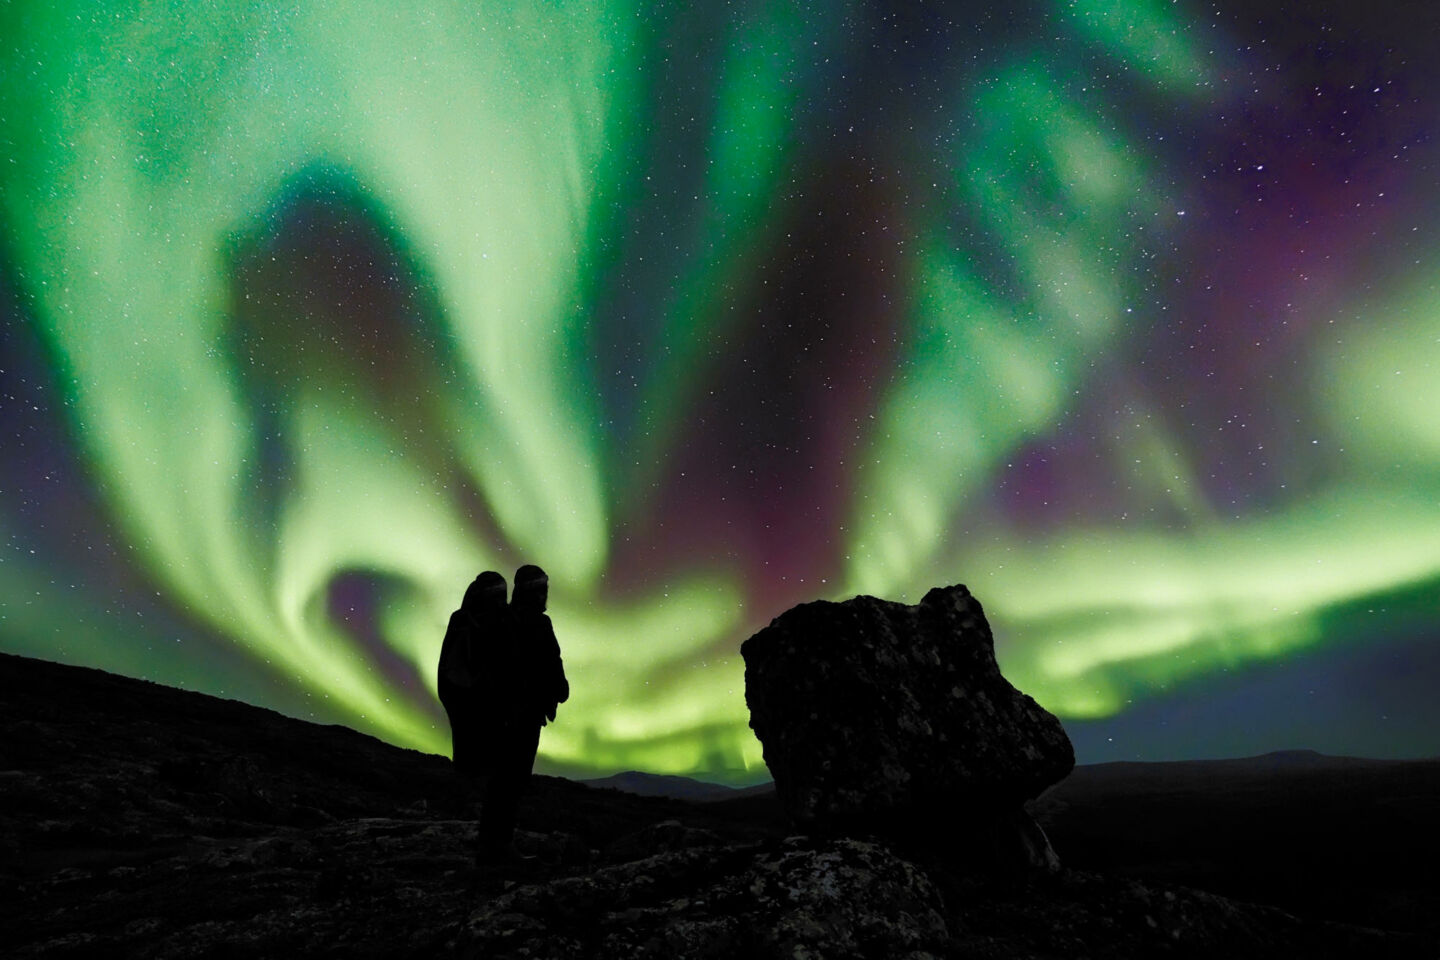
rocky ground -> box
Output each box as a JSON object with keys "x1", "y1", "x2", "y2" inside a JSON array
[{"x1": 2, "y1": 652, "x2": 1435, "y2": 958}]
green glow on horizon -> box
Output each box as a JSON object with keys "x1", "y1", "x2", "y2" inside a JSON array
[
  {"x1": 3, "y1": 0, "x2": 1437, "y2": 778},
  {"x1": 939, "y1": 278, "x2": 1440, "y2": 718},
  {"x1": 964, "y1": 485, "x2": 1440, "y2": 716}
]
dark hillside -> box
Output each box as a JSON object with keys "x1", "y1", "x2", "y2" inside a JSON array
[{"x1": 2, "y1": 652, "x2": 1433, "y2": 958}]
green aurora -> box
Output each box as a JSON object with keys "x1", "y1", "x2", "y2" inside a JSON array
[{"x1": 2, "y1": 0, "x2": 1437, "y2": 779}]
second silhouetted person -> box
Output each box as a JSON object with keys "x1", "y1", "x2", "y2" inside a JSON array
[{"x1": 476, "y1": 563, "x2": 569, "y2": 861}]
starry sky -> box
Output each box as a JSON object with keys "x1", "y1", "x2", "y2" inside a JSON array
[{"x1": 2, "y1": 0, "x2": 1437, "y2": 782}]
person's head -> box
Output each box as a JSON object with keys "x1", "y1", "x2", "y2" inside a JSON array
[
  {"x1": 461, "y1": 570, "x2": 507, "y2": 614},
  {"x1": 512, "y1": 564, "x2": 548, "y2": 613}
]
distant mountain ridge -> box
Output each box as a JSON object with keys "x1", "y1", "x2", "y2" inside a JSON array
[
  {"x1": 579, "y1": 749, "x2": 1440, "y2": 803},
  {"x1": 578, "y1": 770, "x2": 774, "y2": 802}
]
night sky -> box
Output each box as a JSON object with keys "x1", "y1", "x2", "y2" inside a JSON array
[{"x1": 2, "y1": 0, "x2": 1437, "y2": 783}]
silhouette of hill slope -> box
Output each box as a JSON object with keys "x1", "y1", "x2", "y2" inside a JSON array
[
  {"x1": 693, "y1": 749, "x2": 1440, "y2": 937},
  {"x1": 2, "y1": 652, "x2": 1435, "y2": 958},
  {"x1": 579, "y1": 770, "x2": 773, "y2": 802},
  {"x1": 1031, "y1": 750, "x2": 1440, "y2": 936}
]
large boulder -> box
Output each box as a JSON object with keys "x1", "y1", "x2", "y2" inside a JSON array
[{"x1": 742, "y1": 584, "x2": 1073, "y2": 866}]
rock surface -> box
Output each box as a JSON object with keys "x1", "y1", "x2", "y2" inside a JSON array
[
  {"x1": 742, "y1": 584, "x2": 1074, "y2": 848},
  {"x1": 458, "y1": 837, "x2": 949, "y2": 959}
]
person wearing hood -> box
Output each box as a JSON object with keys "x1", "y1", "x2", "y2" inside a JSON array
[
  {"x1": 476, "y1": 563, "x2": 569, "y2": 860},
  {"x1": 510, "y1": 564, "x2": 569, "y2": 728},
  {"x1": 437, "y1": 570, "x2": 508, "y2": 782}
]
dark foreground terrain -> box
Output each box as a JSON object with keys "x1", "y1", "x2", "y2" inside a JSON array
[
  {"x1": 1033, "y1": 750, "x2": 1440, "y2": 939},
  {"x1": 2, "y1": 652, "x2": 1435, "y2": 958}
]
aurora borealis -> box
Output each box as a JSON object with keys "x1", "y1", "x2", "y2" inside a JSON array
[{"x1": 3, "y1": 0, "x2": 1438, "y2": 781}]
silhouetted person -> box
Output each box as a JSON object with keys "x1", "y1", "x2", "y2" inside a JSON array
[
  {"x1": 476, "y1": 563, "x2": 569, "y2": 860},
  {"x1": 437, "y1": 571, "x2": 508, "y2": 785}
]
